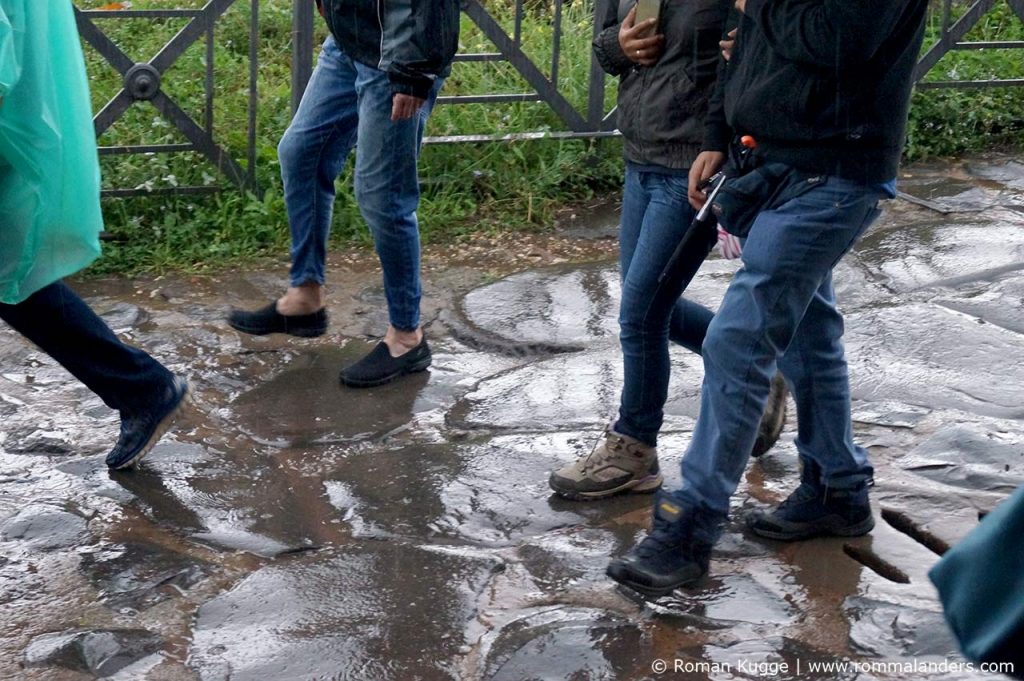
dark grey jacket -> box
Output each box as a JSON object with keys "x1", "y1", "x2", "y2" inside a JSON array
[
  {"x1": 317, "y1": 0, "x2": 460, "y2": 100},
  {"x1": 594, "y1": 0, "x2": 729, "y2": 170}
]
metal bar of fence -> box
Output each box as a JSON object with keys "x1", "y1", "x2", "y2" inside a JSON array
[
  {"x1": 205, "y1": 15, "x2": 215, "y2": 134},
  {"x1": 454, "y1": 53, "x2": 506, "y2": 62},
  {"x1": 551, "y1": 0, "x2": 564, "y2": 86},
  {"x1": 952, "y1": 41, "x2": 1024, "y2": 49},
  {"x1": 436, "y1": 93, "x2": 544, "y2": 105},
  {"x1": 424, "y1": 130, "x2": 621, "y2": 145},
  {"x1": 514, "y1": 0, "x2": 524, "y2": 48},
  {"x1": 150, "y1": 0, "x2": 236, "y2": 74},
  {"x1": 99, "y1": 144, "x2": 196, "y2": 155},
  {"x1": 292, "y1": 0, "x2": 315, "y2": 114},
  {"x1": 102, "y1": 187, "x2": 222, "y2": 199},
  {"x1": 915, "y1": 0, "x2": 997, "y2": 81},
  {"x1": 85, "y1": 9, "x2": 202, "y2": 18},
  {"x1": 588, "y1": 0, "x2": 610, "y2": 128},
  {"x1": 917, "y1": 79, "x2": 1024, "y2": 89},
  {"x1": 248, "y1": 0, "x2": 259, "y2": 189},
  {"x1": 461, "y1": 0, "x2": 588, "y2": 131}
]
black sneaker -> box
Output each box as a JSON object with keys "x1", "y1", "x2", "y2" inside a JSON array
[
  {"x1": 747, "y1": 462, "x2": 874, "y2": 541},
  {"x1": 751, "y1": 373, "x2": 788, "y2": 458},
  {"x1": 606, "y1": 493, "x2": 719, "y2": 599},
  {"x1": 227, "y1": 302, "x2": 328, "y2": 338},
  {"x1": 339, "y1": 337, "x2": 432, "y2": 388},
  {"x1": 106, "y1": 376, "x2": 189, "y2": 470}
]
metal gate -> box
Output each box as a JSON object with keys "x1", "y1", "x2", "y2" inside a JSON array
[
  {"x1": 81, "y1": 0, "x2": 1023, "y2": 197},
  {"x1": 75, "y1": 0, "x2": 259, "y2": 197},
  {"x1": 915, "y1": 0, "x2": 1024, "y2": 89}
]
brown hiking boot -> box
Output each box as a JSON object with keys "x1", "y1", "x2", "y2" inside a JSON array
[
  {"x1": 549, "y1": 428, "x2": 663, "y2": 500},
  {"x1": 751, "y1": 373, "x2": 788, "y2": 458}
]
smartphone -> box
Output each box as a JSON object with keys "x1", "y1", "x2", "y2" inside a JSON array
[{"x1": 634, "y1": 0, "x2": 661, "y2": 34}]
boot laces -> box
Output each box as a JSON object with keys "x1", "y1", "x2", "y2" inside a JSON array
[
  {"x1": 637, "y1": 514, "x2": 689, "y2": 560},
  {"x1": 581, "y1": 428, "x2": 628, "y2": 471}
]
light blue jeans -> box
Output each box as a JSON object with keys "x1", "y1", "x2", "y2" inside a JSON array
[
  {"x1": 615, "y1": 163, "x2": 716, "y2": 447},
  {"x1": 675, "y1": 175, "x2": 888, "y2": 520},
  {"x1": 278, "y1": 36, "x2": 443, "y2": 331}
]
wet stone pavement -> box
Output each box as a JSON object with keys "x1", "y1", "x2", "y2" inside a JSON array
[{"x1": 2, "y1": 156, "x2": 1023, "y2": 680}]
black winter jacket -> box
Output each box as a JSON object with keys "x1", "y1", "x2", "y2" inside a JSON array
[
  {"x1": 317, "y1": 0, "x2": 460, "y2": 100},
  {"x1": 704, "y1": 0, "x2": 928, "y2": 183},
  {"x1": 594, "y1": 0, "x2": 729, "y2": 170}
]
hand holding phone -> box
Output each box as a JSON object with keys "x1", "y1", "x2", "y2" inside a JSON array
[
  {"x1": 619, "y1": 5, "x2": 665, "y2": 66},
  {"x1": 634, "y1": 0, "x2": 661, "y2": 35}
]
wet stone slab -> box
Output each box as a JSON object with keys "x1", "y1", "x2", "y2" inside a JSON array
[
  {"x1": 189, "y1": 543, "x2": 502, "y2": 681},
  {"x1": 0, "y1": 504, "x2": 88, "y2": 551},
  {"x1": 897, "y1": 422, "x2": 1024, "y2": 494},
  {"x1": 79, "y1": 540, "x2": 215, "y2": 613},
  {"x1": 449, "y1": 350, "x2": 703, "y2": 432},
  {"x1": 477, "y1": 607, "x2": 646, "y2": 681},
  {"x1": 23, "y1": 628, "x2": 163, "y2": 677},
  {"x1": 1, "y1": 156, "x2": 1023, "y2": 680},
  {"x1": 321, "y1": 434, "x2": 588, "y2": 546},
  {"x1": 846, "y1": 302, "x2": 1024, "y2": 419}
]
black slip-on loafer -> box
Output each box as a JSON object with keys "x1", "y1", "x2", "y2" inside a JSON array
[
  {"x1": 339, "y1": 337, "x2": 432, "y2": 388},
  {"x1": 227, "y1": 302, "x2": 328, "y2": 338}
]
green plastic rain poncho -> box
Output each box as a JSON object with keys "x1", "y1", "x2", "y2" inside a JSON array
[{"x1": 0, "y1": 0, "x2": 103, "y2": 304}]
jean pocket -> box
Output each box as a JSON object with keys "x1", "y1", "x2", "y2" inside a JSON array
[
  {"x1": 713, "y1": 165, "x2": 831, "y2": 238},
  {"x1": 711, "y1": 164, "x2": 788, "y2": 238},
  {"x1": 655, "y1": 173, "x2": 691, "y2": 204}
]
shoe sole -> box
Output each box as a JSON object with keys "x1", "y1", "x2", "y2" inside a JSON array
[
  {"x1": 339, "y1": 355, "x2": 432, "y2": 389},
  {"x1": 111, "y1": 385, "x2": 191, "y2": 470},
  {"x1": 228, "y1": 320, "x2": 327, "y2": 338},
  {"x1": 751, "y1": 381, "x2": 788, "y2": 459},
  {"x1": 749, "y1": 514, "x2": 875, "y2": 541},
  {"x1": 552, "y1": 473, "x2": 663, "y2": 501}
]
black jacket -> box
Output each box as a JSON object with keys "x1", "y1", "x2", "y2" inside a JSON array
[
  {"x1": 594, "y1": 0, "x2": 729, "y2": 170},
  {"x1": 317, "y1": 0, "x2": 460, "y2": 100},
  {"x1": 704, "y1": 0, "x2": 928, "y2": 183}
]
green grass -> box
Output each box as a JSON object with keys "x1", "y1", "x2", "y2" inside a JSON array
[{"x1": 79, "y1": 0, "x2": 1023, "y2": 275}]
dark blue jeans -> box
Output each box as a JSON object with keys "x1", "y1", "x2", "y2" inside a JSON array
[
  {"x1": 278, "y1": 36, "x2": 443, "y2": 331},
  {"x1": 614, "y1": 163, "x2": 715, "y2": 447},
  {"x1": 0, "y1": 282, "x2": 173, "y2": 415}
]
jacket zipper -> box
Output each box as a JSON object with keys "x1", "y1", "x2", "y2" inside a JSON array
[{"x1": 376, "y1": 0, "x2": 386, "y2": 70}]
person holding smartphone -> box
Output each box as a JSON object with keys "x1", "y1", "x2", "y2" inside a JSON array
[{"x1": 548, "y1": 0, "x2": 788, "y2": 500}]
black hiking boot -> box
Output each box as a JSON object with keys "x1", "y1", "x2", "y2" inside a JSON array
[
  {"x1": 747, "y1": 459, "x2": 874, "y2": 541},
  {"x1": 606, "y1": 493, "x2": 720, "y2": 599}
]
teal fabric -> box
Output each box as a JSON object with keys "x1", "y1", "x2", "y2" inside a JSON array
[
  {"x1": 0, "y1": 0, "x2": 103, "y2": 304},
  {"x1": 929, "y1": 485, "x2": 1024, "y2": 678}
]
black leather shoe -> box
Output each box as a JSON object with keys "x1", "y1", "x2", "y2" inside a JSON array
[
  {"x1": 339, "y1": 337, "x2": 432, "y2": 388},
  {"x1": 227, "y1": 302, "x2": 328, "y2": 338}
]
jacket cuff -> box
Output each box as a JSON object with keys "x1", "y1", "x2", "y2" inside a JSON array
[
  {"x1": 593, "y1": 26, "x2": 634, "y2": 76},
  {"x1": 702, "y1": 123, "x2": 731, "y2": 154},
  {"x1": 389, "y1": 74, "x2": 433, "y2": 101}
]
